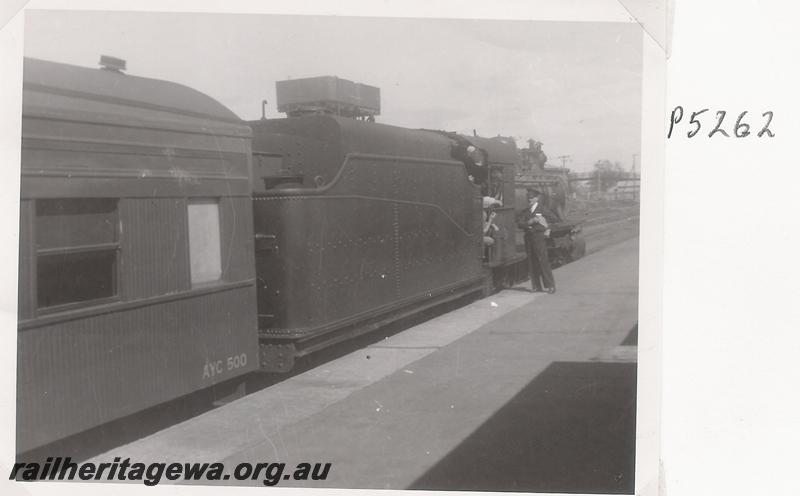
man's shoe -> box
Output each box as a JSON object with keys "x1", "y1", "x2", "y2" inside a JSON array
[{"x1": 546, "y1": 287, "x2": 556, "y2": 294}]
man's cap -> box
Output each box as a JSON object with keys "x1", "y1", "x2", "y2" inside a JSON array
[{"x1": 526, "y1": 188, "x2": 542, "y2": 196}]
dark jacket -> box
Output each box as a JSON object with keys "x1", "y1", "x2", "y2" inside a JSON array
[{"x1": 516, "y1": 202, "x2": 549, "y2": 235}]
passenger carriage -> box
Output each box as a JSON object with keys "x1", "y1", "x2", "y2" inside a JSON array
[{"x1": 17, "y1": 57, "x2": 258, "y2": 453}]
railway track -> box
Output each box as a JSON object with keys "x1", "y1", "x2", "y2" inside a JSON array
[{"x1": 582, "y1": 215, "x2": 640, "y2": 256}]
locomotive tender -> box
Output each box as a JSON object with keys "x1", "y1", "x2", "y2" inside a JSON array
[{"x1": 16, "y1": 60, "x2": 583, "y2": 453}]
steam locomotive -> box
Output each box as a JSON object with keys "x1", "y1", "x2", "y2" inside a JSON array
[{"x1": 16, "y1": 57, "x2": 584, "y2": 453}]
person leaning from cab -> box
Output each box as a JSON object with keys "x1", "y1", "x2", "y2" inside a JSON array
[{"x1": 517, "y1": 188, "x2": 556, "y2": 294}]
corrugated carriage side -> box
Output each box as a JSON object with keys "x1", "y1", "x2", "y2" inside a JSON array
[{"x1": 17, "y1": 58, "x2": 258, "y2": 454}]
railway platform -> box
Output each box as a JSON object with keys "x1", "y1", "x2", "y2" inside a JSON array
[{"x1": 90, "y1": 236, "x2": 639, "y2": 493}]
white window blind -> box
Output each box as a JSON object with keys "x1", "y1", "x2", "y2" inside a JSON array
[{"x1": 187, "y1": 201, "x2": 222, "y2": 285}]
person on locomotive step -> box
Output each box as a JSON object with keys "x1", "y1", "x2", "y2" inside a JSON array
[
  {"x1": 517, "y1": 188, "x2": 556, "y2": 294},
  {"x1": 482, "y1": 196, "x2": 502, "y2": 260},
  {"x1": 483, "y1": 197, "x2": 502, "y2": 240}
]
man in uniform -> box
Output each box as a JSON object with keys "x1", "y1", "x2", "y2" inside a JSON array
[{"x1": 517, "y1": 188, "x2": 556, "y2": 293}]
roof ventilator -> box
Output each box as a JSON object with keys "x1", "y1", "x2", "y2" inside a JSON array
[{"x1": 99, "y1": 55, "x2": 126, "y2": 73}]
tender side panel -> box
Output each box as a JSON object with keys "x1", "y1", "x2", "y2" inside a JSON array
[{"x1": 255, "y1": 153, "x2": 482, "y2": 338}]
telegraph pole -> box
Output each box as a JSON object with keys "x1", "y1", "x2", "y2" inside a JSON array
[{"x1": 556, "y1": 155, "x2": 570, "y2": 169}]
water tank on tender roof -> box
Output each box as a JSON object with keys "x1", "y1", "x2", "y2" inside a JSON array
[{"x1": 276, "y1": 76, "x2": 380, "y2": 118}]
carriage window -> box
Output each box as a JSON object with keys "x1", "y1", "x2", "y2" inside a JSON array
[
  {"x1": 36, "y1": 198, "x2": 119, "y2": 309},
  {"x1": 187, "y1": 200, "x2": 222, "y2": 285}
]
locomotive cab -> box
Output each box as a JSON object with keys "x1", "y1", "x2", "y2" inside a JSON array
[{"x1": 450, "y1": 135, "x2": 526, "y2": 270}]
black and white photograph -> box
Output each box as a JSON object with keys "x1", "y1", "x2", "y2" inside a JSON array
[
  {"x1": 3, "y1": 2, "x2": 667, "y2": 495},
  {"x1": 6, "y1": 1, "x2": 800, "y2": 495}
]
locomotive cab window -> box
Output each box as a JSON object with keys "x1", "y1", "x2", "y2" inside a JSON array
[
  {"x1": 36, "y1": 198, "x2": 119, "y2": 310},
  {"x1": 187, "y1": 200, "x2": 222, "y2": 285},
  {"x1": 488, "y1": 167, "x2": 509, "y2": 203}
]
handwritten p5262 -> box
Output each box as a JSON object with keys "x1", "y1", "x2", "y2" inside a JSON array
[{"x1": 668, "y1": 107, "x2": 774, "y2": 139}]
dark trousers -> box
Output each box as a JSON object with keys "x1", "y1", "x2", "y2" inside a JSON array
[{"x1": 525, "y1": 232, "x2": 555, "y2": 290}]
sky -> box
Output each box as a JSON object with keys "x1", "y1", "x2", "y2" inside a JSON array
[{"x1": 23, "y1": 11, "x2": 642, "y2": 172}]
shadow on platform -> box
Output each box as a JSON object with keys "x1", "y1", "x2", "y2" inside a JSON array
[{"x1": 409, "y1": 361, "x2": 637, "y2": 494}]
